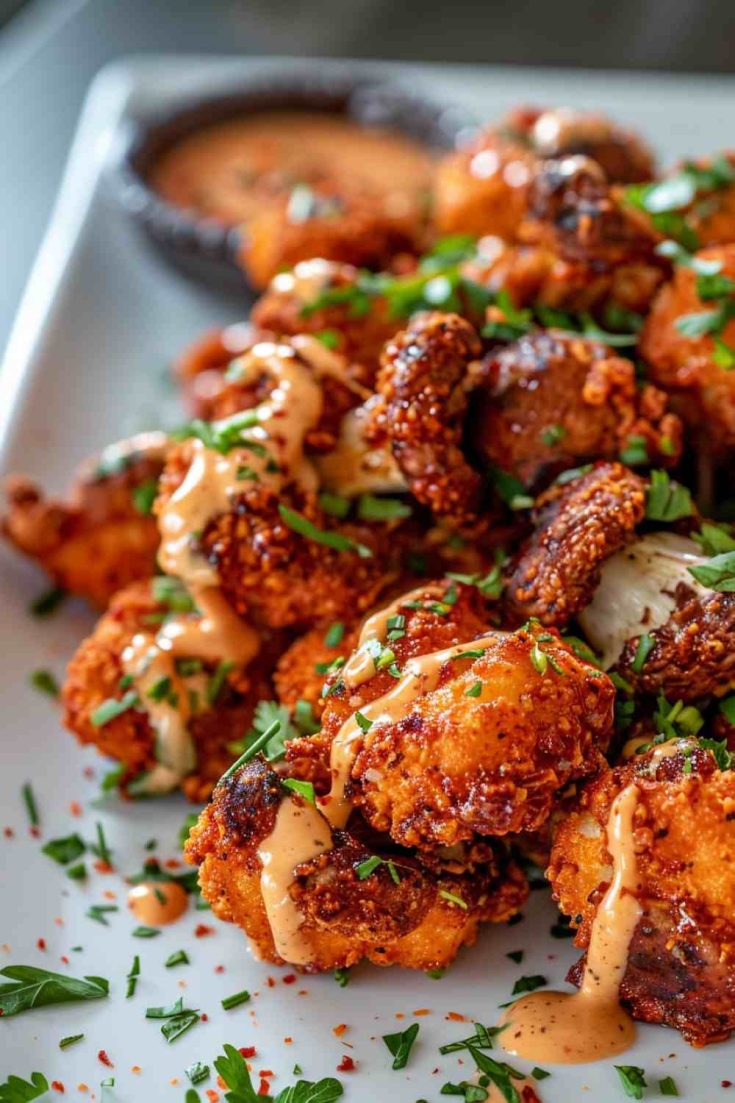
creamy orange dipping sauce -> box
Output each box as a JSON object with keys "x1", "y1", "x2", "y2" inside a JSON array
[
  {"x1": 149, "y1": 110, "x2": 434, "y2": 226},
  {"x1": 128, "y1": 880, "x2": 189, "y2": 926}
]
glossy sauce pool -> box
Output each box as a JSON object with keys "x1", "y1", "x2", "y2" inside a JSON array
[{"x1": 149, "y1": 110, "x2": 435, "y2": 226}]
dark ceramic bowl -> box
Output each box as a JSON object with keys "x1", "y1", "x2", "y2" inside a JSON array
[{"x1": 108, "y1": 69, "x2": 476, "y2": 298}]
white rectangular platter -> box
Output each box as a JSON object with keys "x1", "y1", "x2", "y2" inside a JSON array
[{"x1": 2, "y1": 55, "x2": 735, "y2": 1103}]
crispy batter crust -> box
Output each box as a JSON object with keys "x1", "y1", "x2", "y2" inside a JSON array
[
  {"x1": 3, "y1": 453, "x2": 162, "y2": 607},
  {"x1": 617, "y1": 585, "x2": 735, "y2": 703},
  {"x1": 240, "y1": 190, "x2": 423, "y2": 290},
  {"x1": 503, "y1": 461, "x2": 646, "y2": 626},
  {"x1": 251, "y1": 261, "x2": 402, "y2": 387},
  {"x1": 366, "y1": 311, "x2": 483, "y2": 525},
  {"x1": 61, "y1": 581, "x2": 271, "y2": 800},
  {"x1": 186, "y1": 758, "x2": 527, "y2": 971},
  {"x1": 549, "y1": 746, "x2": 735, "y2": 1046},
  {"x1": 472, "y1": 330, "x2": 682, "y2": 489},
  {"x1": 640, "y1": 244, "x2": 735, "y2": 449}
]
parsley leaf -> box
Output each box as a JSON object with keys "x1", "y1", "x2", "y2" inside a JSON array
[
  {"x1": 382, "y1": 1022, "x2": 420, "y2": 1070},
  {"x1": 278, "y1": 504, "x2": 372, "y2": 558},
  {"x1": 645, "y1": 470, "x2": 694, "y2": 522},
  {"x1": 0, "y1": 1071, "x2": 50, "y2": 1102},
  {"x1": 615, "y1": 1065, "x2": 647, "y2": 1099},
  {"x1": 0, "y1": 965, "x2": 109, "y2": 1018},
  {"x1": 688, "y1": 549, "x2": 735, "y2": 591}
]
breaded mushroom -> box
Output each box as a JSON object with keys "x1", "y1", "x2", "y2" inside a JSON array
[
  {"x1": 186, "y1": 757, "x2": 527, "y2": 971},
  {"x1": 471, "y1": 330, "x2": 682, "y2": 489},
  {"x1": 240, "y1": 187, "x2": 423, "y2": 291},
  {"x1": 251, "y1": 259, "x2": 403, "y2": 388},
  {"x1": 62, "y1": 580, "x2": 272, "y2": 801},
  {"x1": 365, "y1": 311, "x2": 484, "y2": 526},
  {"x1": 434, "y1": 106, "x2": 654, "y2": 242},
  {"x1": 503, "y1": 461, "x2": 647, "y2": 627},
  {"x1": 640, "y1": 243, "x2": 735, "y2": 450},
  {"x1": 3, "y1": 432, "x2": 166, "y2": 608},
  {"x1": 549, "y1": 740, "x2": 735, "y2": 1046}
]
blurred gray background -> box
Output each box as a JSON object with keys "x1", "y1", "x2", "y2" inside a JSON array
[{"x1": 1, "y1": 0, "x2": 734, "y2": 352}]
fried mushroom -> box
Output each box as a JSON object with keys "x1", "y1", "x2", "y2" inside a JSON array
[{"x1": 549, "y1": 740, "x2": 735, "y2": 1046}]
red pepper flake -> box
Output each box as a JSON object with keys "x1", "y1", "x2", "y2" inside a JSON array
[
  {"x1": 413, "y1": 1008, "x2": 430, "y2": 1016},
  {"x1": 93, "y1": 860, "x2": 113, "y2": 874},
  {"x1": 102, "y1": 890, "x2": 117, "y2": 902},
  {"x1": 97, "y1": 1050, "x2": 113, "y2": 1068},
  {"x1": 54, "y1": 917, "x2": 64, "y2": 927},
  {"x1": 205, "y1": 1091, "x2": 220, "y2": 1103},
  {"x1": 283, "y1": 1037, "x2": 293, "y2": 1045},
  {"x1": 164, "y1": 858, "x2": 182, "y2": 869},
  {"x1": 69, "y1": 802, "x2": 82, "y2": 817},
  {"x1": 77, "y1": 1084, "x2": 88, "y2": 1093},
  {"x1": 446, "y1": 1011, "x2": 466, "y2": 1022},
  {"x1": 51, "y1": 1082, "x2": 65, "y2": 1093},
  {"x1": 336, "y1": 1056, "x2": 356, "y2": 1073},
  {"x1": 3, "y1": 827, "x2": 14, "y2": 838},
  {"x1": 266, "y1": 976, "x2": 276, "y2": 988},
  {"x1": 332, "y1": 1024, "x2": 347, "y2": 1037},
  {"x1": 282, "y1": 973, "x2": 296, "y2": 985},
  {"x1": 259, "y1": 1071, "x2": 274, "y2": 1078},
  {"x1": 722, "y1": 1082, "x2": 732, "y2": 1089},
  {"x1": 30, "y1": 826, "x2": 41, "y2": 839},
  {"x1": 60, "y1": 956, "x2": 70, "y2": 965},
  {"x1": 194, "y1": 923, "x2": 214, "y2": 938},
  {"x1": 297, "y1": 989, "x2": 308, "y2": 996},
  {"x1": 257, "y1": 1079, "x2": 270, "y2": 1096},
  {"x1": 214, "y1": 964, "x2": 225, "y2": 974},
  {"x1": 170, "y1": 1078, "x2": 179, "y2": 1086},
  {"x1": 37, "y1": 938, "x2": 46, "y2": 951},
  {"x1": 395, "y1": 1012, "x2": 405, "y2": 1020},
  {"x1": 131, "y1": 1066, "x2": 141, "y2": 1074},
  {"x1": 200, "y1": 1012, "x2": 209, "y2": 1022},
  {"x1": 239, "y1": 1047, "x2": 257, "y2": 1059}
]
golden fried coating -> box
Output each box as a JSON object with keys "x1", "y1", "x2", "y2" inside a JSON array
[
  {"x1": 616, "y1": 585, "x2": 735, "y2": 703},
  {"x1": 158, "y1": 444, "x2": 401, "y2": 629},
  {"x1": 471, "y1": 330, "x2": 682, "y2": 489},
  {"x1": 251, "y1": 260, "x2": 403, "y2": 388},
  {"x1": 434, "y1": 106, "x2": 654, "y2": 242},
  {"x1": 3, "y1": 435, "x2": 165, "y2": 608},
  {"x1": 640, "y1": 244, "x2": 735, "y2": 449},
  {"x1": 503, "y1": 461, "x2": 646, "y2": 626},
  {"x1": 627, "y1": 153, "x2": 735, "y2": 249},
  {"x1": 365, "y1": 311, "x2": 483, "y2": 526},
  {"x1": 62, "y1": 580, "x2": 271, "y2": 801},
  {"x1": 186, "y1": 758, "x2": 527, "y2": 971},
  {"x1": 348, "y1": 622, "x2": 613, "y2": 848},
  {"x1": 274, "y1": 623, "x2": 359, "y2": 716},
  {"x1": 549, "y1": 742, "x2": 735, "y2": 1046},
  {"x1": 174, "y1": 322, "x2": 265, "y2": 418},
  {"x1": 240, "y1": 188, "x2": 423, "y2": 291}
]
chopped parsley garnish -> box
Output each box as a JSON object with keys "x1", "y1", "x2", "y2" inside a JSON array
[
  {"x1": 221, "y1": 988, "x2": 251, "y2": 1010},
  {"x1": 506, "y1": 950, "x2": 524, "y2": 964},
  {"x1": 151, "y1": 575, "x2": 196, "y2": 613},
  {"x1": 66, "y1": 863, "x2": 87, "y2": 880},
  {"x1": 452, "y1": 648, "x2": 487, "y2": 661},
  {"x1": 0, "y1": 1071, "x2": 49, "y2": 1100},
  {"x1": 178, "y1": 812, "x2": 199, "y2": 849},
  {"x1": 334, "y1": 967, "x2": 351, "y2": 987},
  {"x1": 206, "y1": 660, "x2": 235, "y2": 706},
  {"x1": 0, "y1": 965, "x2": 109, "y2": 1017},
  {"x1": 90, "y1": 690, "x2": 140, "y2": 728},
  {"x1": 688, "y1": 549, "x2": 735, "y2": 591},
  {"x1": 614, "y1": 1064, "x2": 647, "y2": 1099},
  {"x1": 314, "y1": 328, "x2": 341, "y2": 349},
  {"x1": 354, "y1": 710, "x2": 373, "y2": 732},
  {"x1": 426, "y1": 967, "x2": 445, "y2": 979},
  {"x1": 355, "y1": 855, "x2": 401, "y2": 883},
  {"x1": 652, "y1": 694, "x2": 705, "y2": 742},
  {"x1": 532, "y1": 1068, "x2": 551, "y2": 1081},
  {"x1": 318, "y1": 491, "x2": 351, "y2": 519},
  {"x1": 489, "y1": 466, "x2": 534, "y2": 511},
  {"x1": 465, "y1": 680, "x2": 483, "y2": 698},
  {"x1": 21, "y1": 782, "x2": 39, "y2": 828},
  {"x1": 386, "y1": 614, "x2": 406, "y2": 642},
  {"x1": 173, "y1": 409, "x2": 261, "y2": 454},
  {"x1": 447, "y1": 557, "x2": 506, "y2": 600},
  {"x1": 131, "y1": 478, "x2": 158, "y2": 515},
  {"x1": 356, "y1": 494, "x2": 412, "y2": 522},
  {"x1": 695, "y1": 521, "x2": 735, "y2": 555},
  {"x1": 541, "y1": 424, "x2": 565, "y2": 446},
  {"x1": 146, "y1": 996, "x2": 200, "y2": 1043},
  {"x1": 281, "y1": 778, "x2": 316, "y2": 805},
  {"x1": 619, "y1": 434, "x2": 649, "y2": 467},
  {"x1": 467, "y1": 1045, "x2": 525, "y2": 1103},
  {"x1": 165, "y1": 950, "x2": 189, "y2": 968},
  {"x1": 439, "y1": 1023, "x2": 504, "y2": 1054},
  {"x1": 658, "y1": 1076, "x2": 679, "y2": 1096},
  {"x1": 126, "y1": 955, "x2": 140, "y2": 999},
  {"x1": 439, "y1": 889, "x2": 468, "y2": 910},
  {"x1": 278, "y1": 504, "x2": 372, "y2": 558},
  {"x1": 90, "y1": 822, "x2": 113, "y2": 867},
  {"x1": 482, "y1": 290, "x2": 534, "y2": 341},
  {"x1": 510, "y1": 974, "x2": 547, "y2": 996},
  {"x1": 132, "y1": 926, "x2": 161, "y2": 938},
  {"x1": 42, "y1": 833, "x2": 86, "y2": 866},
  {"x1": 645, "y1": 470, "x2": 694, "y2": 522},
  {"x1": 324, "y1": 622, "x2": 345, "y2": 648},
  {"x1": 214, "y1": 1042, "x2": 343, "y2": 1103},
  {"x1": 220, "y1": 718, "x2": 282, "y2": 782},
  {"x1": 59, "y1": 1033, "x2": 85, "y2": 1049},
  {"x1": 229, "y1": 703, "x2": 292, "y2": 762},
  {"x1": 549, "y1": 913, "x2": 575, "y2": 939},
  {"x1": 631, "y1": 633, "x2": 655, "y2": 673},
  {"x1": 382, "y1": 1022, "x2": 420, "y2": 1070},
  {"x1": 294, "y1": 698, "x2": 320, "y2": 735},
  {"x1": 86, "y1": 904, "x2": 118, "y2": 926},
  {"x1": 186, "y1": 1062, "x2": 210, "y2": 1085},
  {"x1": 720, "y1": 694, "x2": 735, "y2": 725},
  {"x1": 29, "y1": 669, "x2": 59, "y2": 698},
  {"x1": 29, "y1": 586, "x2": 67, "y2": 618}
]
